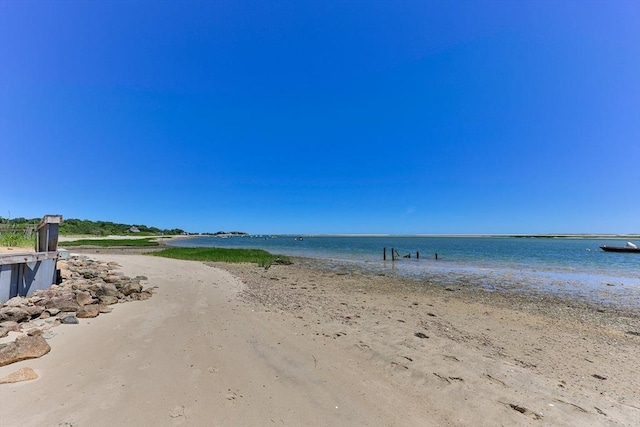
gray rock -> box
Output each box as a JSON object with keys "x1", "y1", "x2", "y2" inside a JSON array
[
  {"x1": 0, "y1": 335, "x2": 51, "y2": 366},
  {"x1": 75, "y1": 291, "x2": 94, "y2": 307},
  {"x1": 96, "y1": 283, "x2": 119, "y2": 297},
  {"x1": 76, "y1": 305, "x2": 101, "y2": 318},
  {"x1": 4, "y1": 296, "x2": 27, "y2": 307},
  {"x1": 131, "y1": 291, "x2": 152, "y2": 301},
  {"x1": 81, "y1": 269, "x2": 100, "y2": 279},
  {"x1": 0, "y1": 321, "x2": 20, "y2": 338},
  {"x1": 44, "y1": 294, "x2": 80, "y2": 312},
  {"x1": 98, "y1": 295, "x2": 119, "y2": 305},
  {"x1": 23, "y1": 305, "x2": 44, "y2": 318},
  {"x1": 104, "y1": 275, "x2": 123, "y2": 284},
  {"x1": 121, "y1": 282, "x2": 142, "y2": 296},
  {"x1": 0, "y1": 328, "x2": 10, "y2": 339},
  {"x1": 0, "y1": 307, "x2": 30, "y2": 323},
  {"x1": 60, "y1": 315, "x2": 79, "y2": 324}
]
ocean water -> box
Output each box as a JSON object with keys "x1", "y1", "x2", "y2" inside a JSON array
[{"x1": 168, "y1": 236, "x2": 640, "y2": 307}]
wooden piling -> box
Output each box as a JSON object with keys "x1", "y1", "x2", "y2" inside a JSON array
[{"x1": 383, "y1": 247, "x2": 386, "y2": 261}]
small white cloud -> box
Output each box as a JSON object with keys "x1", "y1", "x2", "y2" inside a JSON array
[{"x1": 405, "y1": 207, "x2": 416, "y2": 215}]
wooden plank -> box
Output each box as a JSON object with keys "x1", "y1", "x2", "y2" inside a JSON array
[{"x1": 0, "y1": 251, "x2": 60, "y2": 266}]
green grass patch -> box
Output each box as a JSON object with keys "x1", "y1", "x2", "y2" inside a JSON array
[
  {"x1": 0, "y1": 232, "x2": 35, "y2": 248},
  {"x1": 152, "y1": 247, "x2": 291, "y2": 268},
  {"x1": 61, "y1": 238, "x2": 160, "y2": 247}
]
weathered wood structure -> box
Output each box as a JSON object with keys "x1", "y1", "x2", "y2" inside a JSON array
[{"x1": 0, "y1": 215, "x2": 65, "y2": 303}]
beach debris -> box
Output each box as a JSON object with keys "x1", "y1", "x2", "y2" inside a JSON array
[
  {"x1": 594, "y1": 407, "x2": 607, "y2": 416},
  {"x1": 0, "y1": 367, "x2": 38, "y2": 384},
  {"x1": 484, "y1": 373, "x2": 506, "y2": 386},
  {"x1": 168, "y1": 405, "x2": 187, "y2": 418},
  {"x1": 553, "y1": 398, "x2": 588, "y2": 413},
  {"x1": 0, "y1": 334, "x2": 51, "y2": 366},
  {"x1": 433, "y1": 373, "x2": 450, "y2": 383},
  {"x1": 391, "y1": 361, "x2": 409, "y2": 370},
  {"x1": 510, "y1": 404, "x2": 527, "y2": 413},
  {"x1": 592, "y1": 374, "x2": 607, "y2": 380},
  {"x1": 500, "y1": 402, "x2": 543, "y2": 420},
  {"x1": 625, "y1": 330, "x2": 640, "y2": 337},
  {"x1": 414, "y1": 332, "x2": 429, "y2": 339}
]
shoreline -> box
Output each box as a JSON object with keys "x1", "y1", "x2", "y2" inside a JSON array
[
  {"x1": 1, "y1": 253, "x2": 638, "y2": 425},
  {"x1": 60, "y1": 245, "x2": 640, "y2": 310}
]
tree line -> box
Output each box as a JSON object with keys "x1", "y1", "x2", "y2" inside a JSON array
[{"x1": 0, "y1": 217, "x2": 185, "y2": 236}]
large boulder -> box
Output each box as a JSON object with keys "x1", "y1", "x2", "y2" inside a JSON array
[
  {"x1": 42, "y1": 293, "x2": 80, "y2": 312},
  {"x1": 76, "y1": 305, "x2": 102, "y2": 318},
  {"x1": 0, "y1": 335, "x2": 51, "y2": 366},
  {"x1": 0, "y1": 307, "x2": 30, "y2": 323}
]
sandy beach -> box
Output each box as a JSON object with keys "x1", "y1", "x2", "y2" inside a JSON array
[{"x1": 1, "y1": 253, "x2": 639, "y2": 426}]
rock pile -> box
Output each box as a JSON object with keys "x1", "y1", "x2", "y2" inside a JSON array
[{"x1": 0, "y1": 255, "x2": 154, "y2": 369}]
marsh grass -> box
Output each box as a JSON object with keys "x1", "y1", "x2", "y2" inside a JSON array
[
  {"x1": 61, "y1": 238, "x2": 160, "y2": 247},
  {"x1": 0, "y1": 232, "x2": 35, "y2": 248},
  {"x1": 152, "y1": 247, "x2": 291, "y2": 268}
]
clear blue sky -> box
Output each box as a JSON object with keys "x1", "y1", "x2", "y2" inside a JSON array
[{"x1": 1, "y1": 1, "x2": 639, "y2": 234}]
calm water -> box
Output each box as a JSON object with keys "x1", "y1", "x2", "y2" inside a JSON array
[{"x1": 168, "y1": 236, "x2": 640, "y2": 307}]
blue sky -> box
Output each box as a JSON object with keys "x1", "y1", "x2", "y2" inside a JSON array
[{"x1": 1, "y1": 1, "x2": 639, "y2": 234}]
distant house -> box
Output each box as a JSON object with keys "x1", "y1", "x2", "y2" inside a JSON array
[{"x1": 129, "y1": 226, "x2": 140, "y2": 233}]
